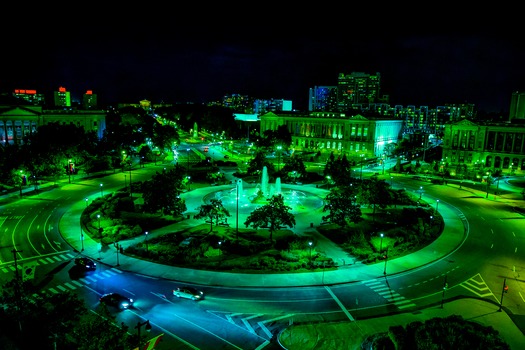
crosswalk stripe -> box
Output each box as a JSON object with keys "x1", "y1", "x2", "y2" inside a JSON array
[
  {"x1": 52, "y1": 256, "x2": 62, "y2": 262},
  {"x1": 57, "y1": 285, "x2": 67, "y2": 292},
  {"x1": 48, "y1": 288, "x2": 59, "y2": 294},
  {"x1": 71, "y1": 280, "x2": 83, "y2": 287},
  {"x1": 45, "y1": 257, "x2": 55, "y2": 263},
  {"x1": 38, "y1": 258, "x2": 49, "y2": 265},
  {"x1": 79, "y1": 278, "x2": 90, "y2": 284},
  {"x1": 64, "y1": 282, "x2": 76, "y2": 290},
  {"x1": 85, "y1": 275, "x2": 98, "y2": 282}
]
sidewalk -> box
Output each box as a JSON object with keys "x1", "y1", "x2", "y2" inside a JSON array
[{"x1": 5, "y1": 171, "x2": 525, "y2": 349}]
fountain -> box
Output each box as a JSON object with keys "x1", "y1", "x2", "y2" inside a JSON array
[{"x1": 203, "y1": 167, "x2": 324, "y2": 215}]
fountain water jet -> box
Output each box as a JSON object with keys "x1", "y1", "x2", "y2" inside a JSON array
[{"x1": 204, "y1": 167, "x2": 324, "y2": 215}]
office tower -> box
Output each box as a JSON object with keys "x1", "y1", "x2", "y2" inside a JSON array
[
  {"x1": 509, "y1": 91, "x2": 525, "y2": 120},
  {"x1": 13, "y1": 89, "x2": 46, "y2": 105},
  {"x1": 337, "y1": 72, "x2": 381, "y2": 111},
  {"x1": 83, "y1": 90, "x2": 98, "y2": 109},
  {"x1": 54, "y1": 86, "x2": 71, "y2": 107},
  {"x1": 309, "y1": 86, "x2": 338, "y2": 112}
]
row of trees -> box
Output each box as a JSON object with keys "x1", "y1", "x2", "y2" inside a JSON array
[{"x1": 0, "y1": 278, "x2": 139, "y2": 349}]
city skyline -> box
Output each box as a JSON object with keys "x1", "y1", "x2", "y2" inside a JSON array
[{"x1": 2, "y1": 15, "x2": 523, "y2": 114}]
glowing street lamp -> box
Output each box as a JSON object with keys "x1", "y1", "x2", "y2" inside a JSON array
[
  {"x1": 68, "y1": 159, "x2": 72, "y2": 184},
  {"x1": 100, "y1": 183, "x2": 103, "y2": 196},
  {"x1": 435, "y1": 199, "x2": 440, "y2": 214},
  {"x1": 379, "y1": 233, "x2": 384, "y2": 253},
  {"x1": 308, "y1": 241, "x2": 313, "y2": 260},
  {"x1": 187, "y1": 148, "x2": 190, "y2": 171},
  {"x1": 419, "y1": 186, "x2": 423, "y2": 199},
  {"x1": 145, "y1": 231, "x2": 149, "y2": 254},
  {"x1": 97, "y1": 214, "x2": 101, "y2": 232},
  {"x1": 277, "y1": 145, "x2": 282, "y2": 172}
]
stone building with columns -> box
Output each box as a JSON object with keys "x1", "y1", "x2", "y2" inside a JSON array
[
  {"x1": 259, "y1": 111, "x2": 403, "y2": 164},
  {"x1": 0, "y1": 105, "x2": 106, "y2": 145},
  {"x1": 442, "y1": 119, "x2": 525, "y2": 177}
]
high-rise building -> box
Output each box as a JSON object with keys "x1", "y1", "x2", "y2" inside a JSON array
[
  {"x1": 509, "y1": 91, "x2": 525, "y2": 120},
  {"x1": 337, "y1": 72, "x2": 383, "y2": 111},
  {"x1": 83, "y1": 90, "x2": 98, "y2": 109},
  {"x1": 309, "y1": 86, "x2": 337, "y2": 112},
  {"x1": 13, "y1": 89, "x2": 46, "y2": 105},
  {"x1": 53, "y1": 86, "x2": 71, "y2": 107}
]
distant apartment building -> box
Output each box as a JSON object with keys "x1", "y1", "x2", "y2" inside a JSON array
[
  {"x1": 308, "y1": 86, "x2": 338, "y2": 112},
  {"x1": 13, "y1": 89, "x2": 46, "y2": 105},
  {"x1": 336, "y1": 72, "x2": 388, "y2": 110},
  {"x1": 83, "y1": 90, "x2": 98, "y2": 109},
  {"x1": 54, "y1": 86, "x2": 71, "y2": 107}
]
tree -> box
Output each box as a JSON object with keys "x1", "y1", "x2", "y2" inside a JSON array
[
  {"x1": 247, "y1": 151, "x2": 274, "y2": 176},
  {"x1": 141, "y1": 166, "x2": 187, "y2": 217},
  {"x1": 322, "y1": 185, "x2": 363, "y2": 228},
  {"x1": 244, "y1": 194, "x2": 296, "y2": 242},
  {"x1": 194, "y1": 198, "x2": 231, "y2": 233},
  {"x1": 323, "y1": 152, "x2": 352, "y2": 185},
  {"x1": 0, "y1": 277, "x2": 131, "y2": 349},
  {"x1": 357, "y1": 178, "x2": 393, "y2": 221},
  {"x1": 281, "y1": 155, "x2": 307, "y2": 183}
]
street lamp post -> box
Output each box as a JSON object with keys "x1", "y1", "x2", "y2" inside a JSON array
[
  {"x1": 135, "y1": 320, "x2": 152, "y2": 349},
  {"x1": 100, "y1": 183, "x2": 103, "y2": 196},
  {"x1": 379, "y1": 233, "x2": 384, "y2": 253},
  {"x1": 187, "y1": 176, "x2": 191, "y2": 190},
  {"x1": 187, "y1": 148, "x2": 190, "y2": 171},
  {"x1": 97, "y1": 214, "x2": 101, "y2": 233},
  {"x1": 236, "y1": 179, "x2": 240, "y2": 241},
  {"x1": 441, "y1": 275, "x2": 448, "y2": 308},
  {"x1": 419, "y1": 186, "x2": 423, "y2": 200},
  {"x1": 308, "y1": 241, "x2": 313, "y2": 261},
  {"x1": 19, "y1": 170, "x2": 24, "y2": 196},
  {"x1": 145, "y1": 231, "x2": 148, "y2": 254},
  {"x1": 85, "y1": 198, "x2": 89, "y2": 207},
  {"x1": 114, "y1": 242, "x2": 120, "y2": 266},
  {"x1": 68, "y1": 159, "x2": 72, "y2": 184},
  {"x1": 383, "y1": 247, "x2": 389, "y2": 275},
  {"x1": 277, "y1": 145, "x2": 282, "y2": 172},
  {"x1": 485, "y1": 173, "x2": 491, "y2": 198},
  {"x1": 390, "y1": 176, "x2": 393, "y2": 187},
  {"x1": 128, "y1": 162, "x2": 132, "y2": 198},
  {"x1": 435, "y1": 199, "x2": 440, "y2": 214}
]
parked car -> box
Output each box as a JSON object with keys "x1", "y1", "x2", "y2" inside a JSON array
[
  {"x1": 99, "y1": 293, "x2": 134, "y2": 309},
  {"x1": 173, "y1": 286, "x2": 204, "y2": 301},
  {"x1": 75, "y1": 257, "x2": 97, "y2": 271}
]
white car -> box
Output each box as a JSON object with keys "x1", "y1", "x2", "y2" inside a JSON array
[{"x1": 173, "y1": 286, "x2": 204, "y2": 301}]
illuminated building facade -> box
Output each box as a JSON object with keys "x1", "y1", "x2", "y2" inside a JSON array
[
  {"x1": 0, "y1": 105, "x2": 106, "y2": 145},
  {"x1": 260, "y1": 111, "x2": 403, "y2": 163},
  {"x1": 442, "y1": 119, "x2": 525, "y2": 176}
]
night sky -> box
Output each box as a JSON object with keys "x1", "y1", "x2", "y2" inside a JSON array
[{"x1": 3, "y1": 12, "x2": 523, "y2": 114}]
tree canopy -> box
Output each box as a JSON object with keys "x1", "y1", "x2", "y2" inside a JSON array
[{"x1": 244, "y1": 194, "x2": 296, "y2": 242}]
